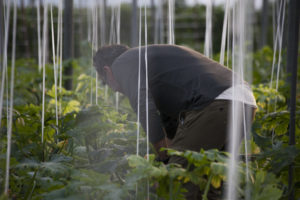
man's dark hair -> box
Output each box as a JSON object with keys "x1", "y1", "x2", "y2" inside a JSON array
[{"x1": 93, "y1": 44, "x2": 129, "y2": 76}]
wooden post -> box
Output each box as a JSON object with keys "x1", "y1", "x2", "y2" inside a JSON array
[
  {"x1": 286, "y1": 0, "x2": 300, "y2": 199},
  {"x1": 63, "y1": 0, "x2": 74, "y2": 90}
]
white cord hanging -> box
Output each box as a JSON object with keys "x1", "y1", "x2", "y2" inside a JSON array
[
  {"x1": 41, "y1": 1, "x2": 49, "y2": 143},
  {"x1": 136, "y1": 0, "x2": 143, "y2": 156},
  {"x1": 270, "y1": 0, "x2": 286, "y2": 89},
  {"x1": 37, "y1": 0, "x2": 42, "y2": 72},
  {"x1": 220, "y1": 0, "x2": 230, "y2": 65},
  {"x1": 0, "y1": 0, "x2": 11, "y2": 131},
  {"x1": 50, "y1": 4, "x2": 58, "y2": 126},
  {"x1": 204, "y1": 0, "x2": 213, "y2": 58},
  {"x1": 4, "y1": 0, "x2": 16, "y2": 195},
  {"x1": 168, "y1": 0, "x2": 175, "y2": 44}
]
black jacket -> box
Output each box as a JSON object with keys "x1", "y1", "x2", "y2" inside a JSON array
[{"x1": 111, "y1": 44, "x2": 235, "y2": 142}]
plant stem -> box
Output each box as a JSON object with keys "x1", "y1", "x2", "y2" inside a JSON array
[
  {"x1": 202, "y1": 174, "x2": 213, "y2": 200},
  {"x1": 25, "y1": 169, "x2": 38, "y2": 200}
]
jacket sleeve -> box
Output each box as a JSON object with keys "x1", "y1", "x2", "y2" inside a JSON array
[
  {"x1": 111, "y1": 47, "x2": 166, "y2": 144},
  {"x1": 129, "y1": 84, "x2": 166, "y2": 144}
]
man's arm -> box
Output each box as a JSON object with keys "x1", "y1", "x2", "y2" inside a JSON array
[{"x1": 129, "y1": 84, "x2": 169, "y2": 160}]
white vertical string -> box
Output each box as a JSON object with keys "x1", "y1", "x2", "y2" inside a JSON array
[
  {"x1": 56, "y1": 0, "x2": 62, "y2": 115},
  {"x1": 238, "y1": 0, "x2": 245, "y2": 86},
  {"x1": 225, "y1": 0, "x2": 252, "y2": 199},
  {"x1": 4, "y1": 0, "x2": 16, "y2": 195},
  {"x1": 100, "y1": 0, "x2": 106, "y2": 46},
  {"x1": 271, "y1": 0, "x2": 286, "y2": 118},
  {"x1": 144, "y1": 0, "x2": 149, "y2": 162},
  {"x1": 220, "y1": 0, "x2": 230, "y2": 65},
  {"x1": 37, "y1": 0, "x2": 42, "y2": 72},
  {"x1": 168, "y1": 0, "x2": 175, "y2": 44},
  {"x1": 116, "y1": 0, "x2": 121, "y2": 44},
  {"x1": 109, "y1": 6, "x2": 116, "y2": 44},
  {"x1": 244, "y1": 1, "x2": 254, "y2": 84},
  {"x1": 242, "y1": 2, "x2": 254, "y2": 199},
  {"x1": 59, "y1": 0, "x2": 63, "y2": 115},
  {"x1": 90, "y1": 0, "x2": 97, "y2": 105},
  {"x1": 115, "y1": 0, "x2": 121, "y2": 111},
  {"x1": 99, "y1": 0, "x2": 106, "y2": 103},
  {"x1": 0, "y1": 0, "x2": 10, "y2": 131},
  {"x1": 204, "y1": 0, "x2": 213, "y2": 58},
  {"x1": 96, "y1": 1, "x2": 99, "y2": 105},
  {"x1": 90, "y1": 1, "x2": 95, "y2": 105},
  {"x1": 226, "y1": 1, "x2": 231, "y2": 68},
  {"x1": 99, "y1": 0, "x2": 108, "y2": 102},
  {"x1": 50, "y1": 4, "x2": 58, "y2": 126},
  {"x1": 42, "y1": 0, "x2": 48, "y2": 143},
  {"x1": 269, "y1": 0, "x2": 284, "y2": 89},
  {"x1": 94, "y1": 1, "x2": 99, "y2": 105},
  {"x1": 168, "y1": 0, "x2": 171, "y2": 44},
  {"x1": 5, "y1": 0, "x2": 9, "y2": 136},
  {"x1": 6, "y1": 51, "x2": 9, "y2": 137},
  {"x1": 274, "y1": 0, "x2": 286, "y2": 93},
  {"x1": 171, "y1": 0, "x2": 175, "y2": 44},
  {"x1": 136, "y1": 0, "x2": 142, "y2": 157},
  {"x1": 135, "y1": 2, "x2": 143, "y2": 197},
  {"x1": 143, "y1": 1, "x2": 150, "y2": 199},
  {"x1": 107, "y1": 4, "x2": 117, "y2": 106},
  {"x1": 237, "y1": 1, "x2": 251, "y2": 199},
  {"x1": 226, "y1": 2, "x2": 238, "y2": 200},
  {"x1": 96, "y1": 74, "x2": 99, "y2": 105},
  {"x1": 108, "y1": 3, "x2": 117, "y2": 106},
  {"x1": 269, "y1": 0, "x2": 286, "y2": 115},
  {"x1": 56, "y1": 1, "x2": 61, "y2": 81},
  {"x1": 242, "y1": 99, "x2": 251, "y2": 200}
]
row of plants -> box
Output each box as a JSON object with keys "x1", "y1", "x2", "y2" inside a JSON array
[{"x1": 0, "y1": 46, "x2": 299, "y2": 199}]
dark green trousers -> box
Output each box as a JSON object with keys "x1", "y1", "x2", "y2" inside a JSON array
[{"x1": 168, "y1": 100, "x2": 255, "y2": 200}]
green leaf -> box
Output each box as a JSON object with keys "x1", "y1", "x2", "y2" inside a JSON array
[
  {"x1": 64, "y1": 100, "x2": 80, "y2": 114},
  {"x1": 210, "y1": 162, "x2": 227, "y2": 176}
]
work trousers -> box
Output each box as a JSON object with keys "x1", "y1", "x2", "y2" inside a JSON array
[{"x1": 168, "y1": 100, "x2": 256, "y2": 200}]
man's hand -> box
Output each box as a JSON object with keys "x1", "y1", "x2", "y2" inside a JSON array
[{"x1": 153, "y1": 137, "x2": 172, "y2": 163}]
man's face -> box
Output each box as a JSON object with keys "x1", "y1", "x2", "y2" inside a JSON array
[{"x1": 100, "y1": 66, "x2": 122, "y2": 93}]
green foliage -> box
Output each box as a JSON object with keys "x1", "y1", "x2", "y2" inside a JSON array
[
  {"x1": 126, "y1": 149, "x2": 283, "y2": 200},
  {"x1": 250, "y1": 170, "x2": 282, "y2": 200},
  {"x1": 0, "y1": 58, "x2": 140, "y2": 199},
  {"x1": 252, "y1": 47, "x2": 275, "y2": 85},
  {"x1": 251, "y1": 77, "x2": 300, "y2": 199}
]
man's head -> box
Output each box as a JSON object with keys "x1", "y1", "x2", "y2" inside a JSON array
[{"x1": 93, "y1": 44, "x2": 129, "y2": 91}]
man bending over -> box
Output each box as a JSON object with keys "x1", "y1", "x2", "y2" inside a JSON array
[{"x1": 93, "y1": 44, "x2": 257, "y2": 199}]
